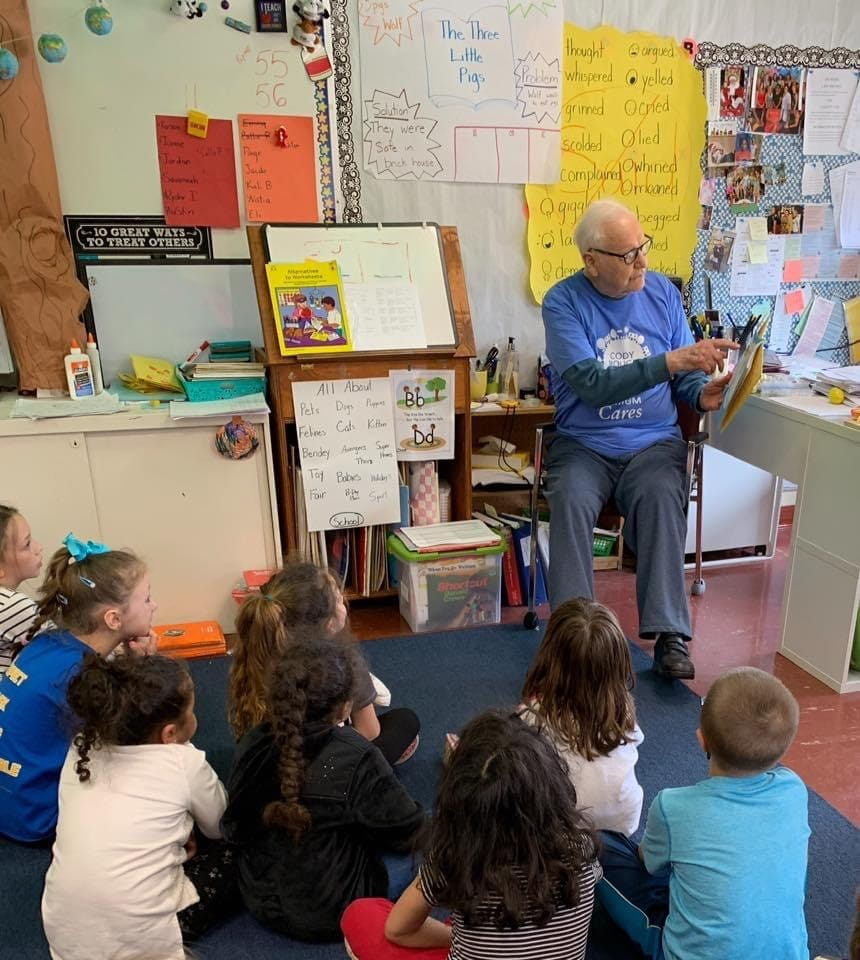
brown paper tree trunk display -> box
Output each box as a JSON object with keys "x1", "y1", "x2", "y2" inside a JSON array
[{"x1": 0, "y1": 2, "x2": 88, "y2": 392}]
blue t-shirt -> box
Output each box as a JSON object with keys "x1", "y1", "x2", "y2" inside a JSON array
[
  {"x1": 641, "y1": 767, "x2": 810, "y2": 960},
  {"x1": 0, "y1": 631, "x2": 88, "y2": 842},
  {"x1": 543, "y1": 271, "x2": 695, "y2": 457}
]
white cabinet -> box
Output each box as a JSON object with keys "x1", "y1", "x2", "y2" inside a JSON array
[{"x1": 0, "y1": 403, "x2": 281, "y2": 632}]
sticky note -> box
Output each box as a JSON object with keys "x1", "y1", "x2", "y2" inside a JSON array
[
  {"x1": 784, "y1": 290, "x2": 806, "y2": 314},
  {"x1": 782, "y1": 259, "x2": 803, "y2": 282},
  {"x1": 748, "y1": 217, "x2": 768, "y2": 242},
  {"x1": 747, "y1": 241, "x2": 768, "y2": 264},
  {"x1": 186, "y1": 110, "x2": 209, "y2": 139}
]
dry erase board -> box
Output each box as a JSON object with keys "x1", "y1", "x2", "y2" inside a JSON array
[
  {"x1": 263, "y1": 223, "x2": 457, "y2": 347},
  {"x1": 84, "y1": 261, "x2": 262, "y2": 385},
  {"x1": 29, "y1": 0, "x2": 324, "y2": 259}
]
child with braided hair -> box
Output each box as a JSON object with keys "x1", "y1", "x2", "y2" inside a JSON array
[
  {"x1": 222, "y1": 629, "x2": 424, "y2": 942},
  {"x1": 229, "y1": 560, "x2": 419, "y2": 766},
  {"x1": 42, "y1": 652, "x2": 234, "y2": 960},
  {"x1": 0, "y1": 534, "x2": 156, "y2": 843}
]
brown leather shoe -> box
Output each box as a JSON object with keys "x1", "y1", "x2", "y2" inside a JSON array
[{"x1": 653, "y1": 634, "x2": 695, "y2": 680}]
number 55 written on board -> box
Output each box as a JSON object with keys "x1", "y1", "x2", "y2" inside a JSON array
[{"x1": 255, "y1": 50, "x2": 289, "y2": 77}]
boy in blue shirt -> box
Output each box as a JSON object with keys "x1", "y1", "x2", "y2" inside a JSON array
[
  {"x1": 599, "y1": 667, "x2": 810, "y2": 960},
  {"x1": 542, "y1": 199, "x2": 737, "y2": 678}
]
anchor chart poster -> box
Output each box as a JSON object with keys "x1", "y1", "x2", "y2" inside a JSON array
[
  {"x1": 358, "y1": 1, "x2": 562, "y2": 183},
  {"x1": 390, "y1": 369, "x2": 455, "y2": 460}
]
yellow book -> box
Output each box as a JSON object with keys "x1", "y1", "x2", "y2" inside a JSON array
[
  {"x1": 128, "y1": 355, "x2": 185, "y2": 393},
  {"x1": 844, "y1": 295, "x2": 860, "y2": 365},
  {"x1": 266, "y1": 260, "x2": 352, "y2": 357}
]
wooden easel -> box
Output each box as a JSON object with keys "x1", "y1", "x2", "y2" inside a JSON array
[{"x1": 247, "y1": 224, "x2": 477, "y2": 580}]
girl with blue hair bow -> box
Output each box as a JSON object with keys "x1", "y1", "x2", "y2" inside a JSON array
[{"x1": 0, "y1": 534, "x2": 157, "y2": 843}]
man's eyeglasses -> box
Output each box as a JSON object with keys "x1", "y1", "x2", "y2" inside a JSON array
[{"x1": 589, "y1": 236, "x2": 653, "y2": 266}]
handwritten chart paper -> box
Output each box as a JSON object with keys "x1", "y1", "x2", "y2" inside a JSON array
[
  {"x1": 155, "y1": 116, "x2": 239, "y2": 228},
  {"x1": 239, "y1": 115, "x2": 318, "y2": 222},
  {"x1": 358, "y1": 0, "x2": 562, "y2": 183},
  {"x1": 390, "y1": 369, "x2": 455, "y2": 461},
  {"x1": 525, "y1": 26, "x2": 706, "y2": 302},
  {"x1": 292, "y1": 378, "x2": 401, "y2": 532}
]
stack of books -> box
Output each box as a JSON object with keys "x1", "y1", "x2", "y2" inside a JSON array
[
  {"x1": 183, "y1": 361, "x2": 265, "y2": 381},
  {"x1": 154, "y1": 621, "x2": 227, "y2": 660}
]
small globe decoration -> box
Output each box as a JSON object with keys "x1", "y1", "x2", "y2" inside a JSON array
[
  {"x1": 84, "y1": 5, "x2": 113, "y2": 36},
  {"x1": 37, "y1": 34, "x2": 68, "y2": 63},
  {"x1": 0, "y1": 48, "x2": 19, "y2": 81}
]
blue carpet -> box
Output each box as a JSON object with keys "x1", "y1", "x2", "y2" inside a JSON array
[{"x1": 1, "y1": 625, "x2": 857, "y2": 959}]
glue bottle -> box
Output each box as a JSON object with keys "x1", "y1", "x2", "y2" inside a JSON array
[
  {"x1": 64, "y1": 340, "x2": 95, "y2": 399},
  {"x1": 497, "y1": 336, "x2": 520, "y2": 402},
  {"x1": 86, "y1": 333, "x2": 104, "y2": 395}
]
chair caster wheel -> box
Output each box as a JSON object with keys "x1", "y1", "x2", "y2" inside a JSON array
[
  {"x1": 691, "y1": 580, "x2": 705, "y2": 597},
  {"x1": 523, "y1": 611, "x2": 540, "y2": 630}
]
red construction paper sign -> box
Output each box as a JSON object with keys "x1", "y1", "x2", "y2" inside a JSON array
[
  {"x1": 238, "y1": 114, "x2": 319, "y2": 223},
  {"x1": 784, "y1": 289, "x2": 805, "y2": 314},
  {"x1": 782, "y1": 259, "x2": 803, "y2": 282},
  {"x1": 155, "y1": 115, "x2": 240, "y2": 228}
]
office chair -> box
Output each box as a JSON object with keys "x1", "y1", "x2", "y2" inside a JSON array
[{"x1": 524, "y1": 401, "x2": 708, "y2": 629}]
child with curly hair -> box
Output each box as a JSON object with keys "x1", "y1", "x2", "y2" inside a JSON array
[
  {"x1": 342, "y1": 709, "x2": 601, "y2": 959},
  {"x1": 42, "y1": 653, "x2": 234, "y2": 960}
]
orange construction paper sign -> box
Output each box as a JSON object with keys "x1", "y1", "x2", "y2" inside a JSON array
[
  {"x1": 784, "y1": 289, "x2": 806, "y2": 314},
  {"x1": 239, "y1": 114, "x2": 319, "y2": 223},
  {"x1": 155, "y1": 115, "x2": 240, "y2": 228},
  {"x1": 782, "y1": 259, "x2": 803, "y2": 282}
]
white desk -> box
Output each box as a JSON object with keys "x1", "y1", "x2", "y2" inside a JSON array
[{"x1": 711, "y1": 393, "x2": 860, "y2": 693}]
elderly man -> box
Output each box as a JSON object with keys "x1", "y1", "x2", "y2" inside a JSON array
[{"x1": 542, "y1": 199, "x2": 735, "y2": 679}]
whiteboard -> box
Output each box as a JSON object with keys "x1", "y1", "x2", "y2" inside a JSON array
[
  {"x1": 29, "y1": 0, "x2": 322, "y2": 259},
  {"x1": 85, "y1": 261, "x2": 262, "y2": 385},
  {"x1": 263, "y1": 223, "x2": 457, "y2": 347}
]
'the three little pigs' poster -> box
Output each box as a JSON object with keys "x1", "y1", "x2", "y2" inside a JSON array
[{"x1": 390, "y1": 369, "x2": 455, "y2": 461}]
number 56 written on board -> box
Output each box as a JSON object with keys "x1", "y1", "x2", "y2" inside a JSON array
[{"x1": 257, "y1": 82, "x2": 287, "y2": 107}]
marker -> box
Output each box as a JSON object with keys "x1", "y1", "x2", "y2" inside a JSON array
[
  {"x1": 225, "y1": 15, "x2": 251, "y2": 32},
  {"x1": 181, "y1": 340, "x2": 210, "y2": 372}
]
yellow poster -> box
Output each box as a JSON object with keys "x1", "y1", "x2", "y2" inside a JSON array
[{"x1": 526, "y1": 25, "x2": 706, "y2": 303}]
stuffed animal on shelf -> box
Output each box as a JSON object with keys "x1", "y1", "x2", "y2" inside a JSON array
[
  {"x1": 290, "y1": 0, "x2": 328, "y2": 50},
  {"x1": 169, "y1": 0, "x2": 206, "y2": 19}
]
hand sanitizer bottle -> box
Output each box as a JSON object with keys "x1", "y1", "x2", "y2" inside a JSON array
[
  {"x1": 497, "y1": 336, "x2": 520, "y2": 402},
  {"x1": 64, "y1": 340, "x2": 95, "y2": 399}
]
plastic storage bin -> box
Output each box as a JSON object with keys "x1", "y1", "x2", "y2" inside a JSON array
[
  {"x1": 388, "y1": 534, "x2": 505, "y2": 633},
  {"x1": 176, "y1": 366, "x2": 266, "y2": 402}
]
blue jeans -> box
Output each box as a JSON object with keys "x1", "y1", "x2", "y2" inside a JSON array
[
  {"x1": 598, "y1": 830, "x2": 670, "y2": 960},
  {"x1": 382, "y1": 852, "x2": 418, "y2": 899}
]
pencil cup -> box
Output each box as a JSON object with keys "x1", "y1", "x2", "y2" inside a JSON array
[{"x1": 470, "y1": 369, "x2": 487, "y2": 401}]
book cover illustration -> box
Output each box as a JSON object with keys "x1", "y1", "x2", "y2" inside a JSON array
[
  {"x1": 266, "y1": 260, "x2": 353, "y2": 357},
  {"x1": 423, "y1": 555, "x2": 501, "y2": 629},
  {"x1": 390, "y1": 368, "x2": 455, "y2": 461}
]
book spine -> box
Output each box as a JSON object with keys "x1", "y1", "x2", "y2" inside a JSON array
[{"x1": 502, "y1": 533, "x2": 522, "y2": 606}]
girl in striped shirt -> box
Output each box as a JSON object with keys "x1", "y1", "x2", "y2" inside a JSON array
[
  {"x1": 342, "y1": 709, "x2": 601, "y2": 960},
  {"x1": 0, "y1": 505, "x2": 43, "y2": 675}
]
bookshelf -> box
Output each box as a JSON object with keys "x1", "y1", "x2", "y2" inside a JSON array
[{"x1": 247, "y1": 224, "x2": 477, "y2": 599}]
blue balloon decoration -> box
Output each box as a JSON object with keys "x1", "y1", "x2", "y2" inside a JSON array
[
  {"x1": 85, "y1": 5, "x2": 114, "y2": 36},
  {"x1": 0, "y1": 48, "x2": 19, "y2": 81},
  {"x1": 37, "y1": 34, "x2": 68, "y2": 63}
]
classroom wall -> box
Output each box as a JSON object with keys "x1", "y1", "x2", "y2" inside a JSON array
[{"x1": 347, "y1": 0, "x2": 860, "y2": 381}]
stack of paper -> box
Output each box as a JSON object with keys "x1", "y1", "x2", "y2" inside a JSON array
[
  {"x1": 395, "y1": 520, "x2": 501, "y2": 554},
  {"x1": 119, "y1": 355, "x2": 184, "y2": 394}
]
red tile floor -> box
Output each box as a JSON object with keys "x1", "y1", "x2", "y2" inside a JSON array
[{"x1": 351, "y1": 522, "x2": 860, "y2": 825}]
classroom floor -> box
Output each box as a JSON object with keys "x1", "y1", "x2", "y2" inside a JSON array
[{"x1": 350, "y1": 520, "x2": 860, "y2": 826}]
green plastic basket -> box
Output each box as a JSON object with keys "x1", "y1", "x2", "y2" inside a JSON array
[{"x1": 592, "y1": 533, "x2": 618, "y2": 557}]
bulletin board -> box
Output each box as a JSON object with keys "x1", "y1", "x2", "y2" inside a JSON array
[
  {"x1": 691, "y1": 42, "x2": 860, "y2": 361},
  {"x1": 26, "y1": 0, "x2": 337, "y2": 258}
]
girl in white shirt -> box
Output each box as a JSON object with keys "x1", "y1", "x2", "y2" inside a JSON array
[
  {"x1": 520, "y1": 598, "x2": 644, "y2": 836},
  {"x1": 42, "y1": 652, "x2": 234, "y2": 960}
]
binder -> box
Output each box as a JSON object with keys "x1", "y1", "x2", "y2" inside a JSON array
[{"x1": 512, "y1": 524, "x2": 547, "y2": 606}]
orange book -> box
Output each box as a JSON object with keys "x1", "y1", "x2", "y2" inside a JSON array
[{"x1": 155, "y1": 621, "x2": 227, "y2": 660}]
